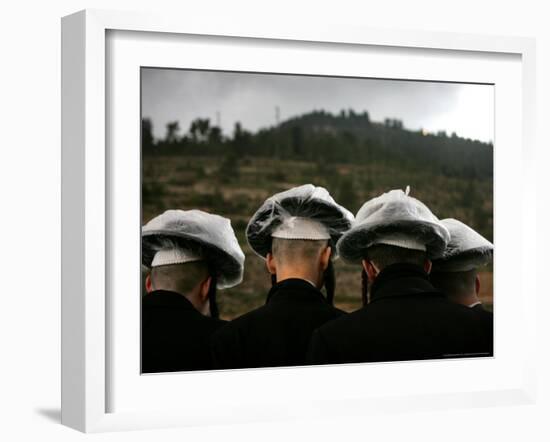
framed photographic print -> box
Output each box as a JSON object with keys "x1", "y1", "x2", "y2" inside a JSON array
[{"x1": 61, "y1": 9, "x2": 537, "y2": 432}]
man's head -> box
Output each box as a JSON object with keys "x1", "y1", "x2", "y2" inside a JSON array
[
  {"x1": 361, "y1": 244, "x2": 432, "y2": 281},
  {"x1": 266, "y1": 238, "x2": 332, "y2": 289},
  {"x1": 337, "y1": 188, "x2": 450, "y2": 265},
  {"x1": 430, "y1": 269, "x2": 480, "y2": 307},
  {"x1": 430, "y1": 218, "x2": 493, "y2": 307},
  {"x1": 145, "y1": 261, "x2": 212, "y2": 316},
  {"x1": 142, "y1": 208, "x2": 245, "y2": 291},
  {"x1": 245, "y1": 185, "x2": 353, "y2": 305},
  {"x1": 245, "y1": 184, "x2": 354, "y2": 260}
]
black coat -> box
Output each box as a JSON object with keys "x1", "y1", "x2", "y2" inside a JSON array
[
  {"x1": 142, "y1": 290, "x2": 226, "y2": 373},
  {"x1": 211, "y1": 278, "x2": 345, "y2": 369},
  {"x1": 471, "y1": 303, "x2": 494, "y2": 352},
  {"x1": 307, "y1": 264, "x2": 493, "y2": 365}
]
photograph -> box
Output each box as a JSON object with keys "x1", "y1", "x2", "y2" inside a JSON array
[{"x1": 140, "y1": 68, "x2": 494, "y2": 373}]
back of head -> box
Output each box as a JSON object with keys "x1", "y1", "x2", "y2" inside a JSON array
[
  {"x1": 271, "y1": 238, "x2": 329, "y2": 266},
  {"x1": 246, "y1": 184, "x2": 350, "y2": 306},
  {"x1": 150, "y1": 261, "x2": 210, "y2": 295},
  {"x1": 430, "y1": 219, "x2": 491, "y2": 306},
  {"x1": 365, "y1": 244, "x2": 427, "y2": 271},
  {"x1": 270, "y1": 237, "x2": 334, "y2": 303}
]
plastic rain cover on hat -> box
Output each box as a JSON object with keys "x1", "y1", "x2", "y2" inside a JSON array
[
  {"x1": 142, "y1": 209, "x2": 245, "y2": 289},
  {"x1": 432, "y1": 218, "x2": 493, "y2": 272},
  {"x1": 337, "y1": 187, "x2": 450, "y2": 263},
  {"x1": 151, "y1": 247, "x2": 203, "y2": 268},
  {"x1": 271, "y1": 217, "x2": 331, "y2": 240},
  {"x1": 246, "y1": 184, "x2": 354, "y2": 258}
]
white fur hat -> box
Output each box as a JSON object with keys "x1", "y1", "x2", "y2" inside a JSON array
[
  {"x1": 142, "y1": 209, "x2": 245, "y2": 289},
  {"x1": 246, "y1": 184, "x2": 354, "y2": 258},
  {"x1": 337, "y1": 187, "x2": 450, "y2": 263},
  {"x1": 432, "y1": 218, "x2": 493, "y2": 272}
]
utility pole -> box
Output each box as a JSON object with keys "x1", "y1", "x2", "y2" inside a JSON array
[{"x1": 275, "y1": 106, "x2": 280, "y2": 126}]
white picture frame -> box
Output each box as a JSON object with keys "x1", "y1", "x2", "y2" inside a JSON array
[{"x1": 61, "y1": 9, "x2": 537, "y2": 433}]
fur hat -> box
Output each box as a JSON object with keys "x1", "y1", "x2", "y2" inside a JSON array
[
  {"x1": 246, "y1": 184, "x2": 354, "y2": 258},
  {"x1": 432, "y1": 218, "x2": 493, "y2": 272},
  {"x1": 337, "y1": 187, "x2": 450, "y2": 263},
  {"x1": 142, "y1": 209, "x2": 245, "y2": 289}
]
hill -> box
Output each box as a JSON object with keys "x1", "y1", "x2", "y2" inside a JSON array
[{"x1": 141, "y1": 110, "x2": 493, "y2": 318}]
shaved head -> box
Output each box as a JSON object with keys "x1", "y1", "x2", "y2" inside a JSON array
[
  {"x1": 365, "y1": 244, "x2": 427, "y2": 270},
  {"x1": 150, "y1": 261, "x2": 210, "y2": 295},
  {"x1": 271, "y1": 238, "x2": 329, "y2": 264},
  {"x1": 267, "y1": 238, "x2": 332, "y2": 290}
]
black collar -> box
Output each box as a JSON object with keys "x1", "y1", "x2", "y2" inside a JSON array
[
  {"x1": 142, "y1": 290, "x2": 197, "y2": 311},
  {"x1": 370, "y1": 263, "x2": 442, "y2": 302},
  {"x1": 266, "y1": 278, "x2": 328, "y2": 305}
]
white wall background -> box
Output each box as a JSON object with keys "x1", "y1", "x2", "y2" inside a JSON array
[{"x1": 0, "y1": 1, "x2": 548, "y2": 441}]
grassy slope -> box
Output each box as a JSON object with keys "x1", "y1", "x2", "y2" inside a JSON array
[{"x1": 143, "y1": 155, "x2": 493, "y2": 320}]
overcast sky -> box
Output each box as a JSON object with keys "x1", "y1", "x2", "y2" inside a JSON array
[{"x1": 142, "y1": 68, "x2": 494, "y2": 144}]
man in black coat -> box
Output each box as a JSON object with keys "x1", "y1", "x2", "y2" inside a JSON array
[
  {"x1": 142, "y1": 279, "x2": 226, "y2": 373},
  {"x1": 307, "y1": 259, "x2": 491, "y2": 364},
  {"x1": 211, "y1": 242, "x2": 345, "y2": 369},
  {"x1": 141, "y1": 263, "x2": 229, "y2": 373},
  {"x1": 141, "y1": 209, "x2": 245, "y2": 373},
  {"x1": 430, "y1": 218, "x2": 494, "y2": 350},
  {"x1": 211, "y1": 184, "x2": 353, "y2": 369},
  {"x1": 307, "y1": 188, "x2": 492, "y2": 365}
]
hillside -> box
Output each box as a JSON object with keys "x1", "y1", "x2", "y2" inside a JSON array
[{"x1": 142, "y1": 110, "x2": 494, "y2": 318}]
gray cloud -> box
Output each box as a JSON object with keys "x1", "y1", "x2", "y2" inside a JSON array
[{"x1": 142, "y1": 68, "x2": 493, "y2": 143}]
